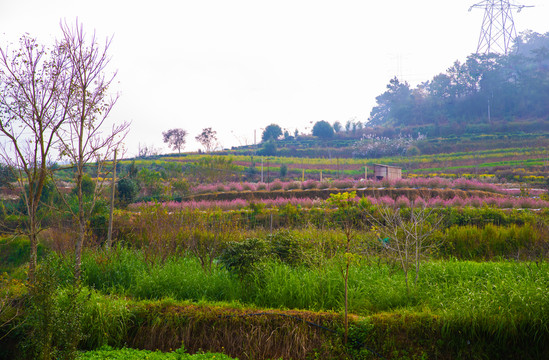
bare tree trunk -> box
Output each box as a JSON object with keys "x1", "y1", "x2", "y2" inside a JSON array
[
  {"x1": 75, "y1": 216, "x2": 85, "y2": 282},
  {"x1": 75, "y1": 168, "x2": 85, "y2": 281},
  {"x1": 28, "y1": 215, "x2": 38, "y2": 283},
  {"x1": 106, "y1": 149, "x2": 117, "y2": 249}
]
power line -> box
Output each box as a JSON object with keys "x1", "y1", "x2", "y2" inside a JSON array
[{"x1": 469, "y1": 0, "x2": 533, "y2": 55}]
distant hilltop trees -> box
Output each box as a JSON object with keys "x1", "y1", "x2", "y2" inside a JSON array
[{"x1": 368, "y1": 31, "x2": 549, "y2": 129}]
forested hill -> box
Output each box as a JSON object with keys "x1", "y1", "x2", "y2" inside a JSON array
[{"x1": 368, "y1": 31, "x2": 549, "y2": 134}]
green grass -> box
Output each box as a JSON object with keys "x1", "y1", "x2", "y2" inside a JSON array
[
  {"x1": 70, "y1": 249, "x2": 549, "y2": 357},
  {"x1": 0, "y1": 236, "x2": 47, "y2": 273},
  {"x1": 4, "y1": 245, "x2": 547, "y2": 359},
  {"x1": 77, "y1": 346, "x2": 237, "y2": 359},
  {"x1": 76, "y1": 248, "x2": 549, "y2": 324},
  {"x1": 413, "y1": 157, "x2": 548, "y2": 173},
  {"x1": 116, "y1": 145, "x2": 549, "y2": 182}
]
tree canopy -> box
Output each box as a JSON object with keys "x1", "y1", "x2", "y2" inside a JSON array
[
  {"x1": 367, "y1": 31, "x2": 549, "y2": 129},
  {"x1": 261, "y1": 124, "x2": 282, "y2": 142},
  {"x1": 196, "y1": 127, "x2": 218, "y2": 153},
  {"x1": 312, "y1": 120, "x2": 335, "y2": 139},
  {"x1": 163, "y1": 128, "x2": 187, "y2": 153}
]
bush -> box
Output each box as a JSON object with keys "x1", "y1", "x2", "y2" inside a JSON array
[
  {"x1": 269, "y1": 181, "x2": 283, "y2": 191},
  {"x1": 117, "y1": 178, "x2": 139, "y2": 207},
  {"x1": 284, "y1": 181, "x2": 301, "y2": 190},
  {"x1": 171, "y1": 178, "x2": 190, "y2": 198},
  {"x1": 267, "y1": 230, "x2": 310, "y2": 267},
  {"x1": 279, "y1": 164, "x2": 288, "y2": 178},
  {"x1": 302, "y1": 180, "x2": 318, "y2": 190},
  {"x1": 406, "y1": 145, "x2": 421, "y2": 156},
  {"x1": 259, "y1": 140, "x2": 277, "y2": 156},
  {"x1": 218, "y1": 238, "x2": 270, "y2": 281}
]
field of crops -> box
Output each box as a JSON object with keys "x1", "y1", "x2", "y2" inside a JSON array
[{"x1": 1, "y1": 132, "x2": 549, "y2": 360}]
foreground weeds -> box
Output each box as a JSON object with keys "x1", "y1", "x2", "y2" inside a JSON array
[
  {"x1": 77, "y1": 345, "x2": 237, "y2": 359},
  {"x1": 78, "y1": 248, "x2": 549, "y2": 319}
]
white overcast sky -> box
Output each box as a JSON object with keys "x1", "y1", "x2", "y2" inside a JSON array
[{"x1": 1, "y1": 0, "x2": 548, "y2": 156}]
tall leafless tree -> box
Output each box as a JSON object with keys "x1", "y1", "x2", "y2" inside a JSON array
[
  {"x1": 55, "y1": 20, "x2": 129, "y2": 280},
  {"x1": 0, "y1": 35, "x2": 71, "y2": 282},
  {"x1": 162, "y1": 128, "x2": 187, "y2": 153},
  {"x1": 195, "y1": 127, "x2": 218, "y2": 153}
]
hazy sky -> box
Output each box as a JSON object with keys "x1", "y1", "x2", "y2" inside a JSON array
[{"x1": 1, "y1": 0, "x2": 548, "y2": 156}]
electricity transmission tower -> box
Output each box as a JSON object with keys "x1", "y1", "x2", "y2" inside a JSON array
[{"x1": 469, "y1": 0, "x2": 533, "y2": 54}]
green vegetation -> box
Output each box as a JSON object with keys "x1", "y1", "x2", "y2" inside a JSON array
[
  {"x1": 73, "y1": 248, "x2": 549, "y2": 319},
  {"x1": 2, "y1": 241, "x2": 547, "y2": 359},
  {"x1": 368, "y1": 32, "x2": 549, "y2": 130},
  {"x1": 0, "y1": 236, "x2": 47, "y2": 273},
  {"x1": 2, "y1": 26, "x2": 549, "y2": 360},
  {"x1": 78, "y1": 346, "x2": 236, "y2": 360}
]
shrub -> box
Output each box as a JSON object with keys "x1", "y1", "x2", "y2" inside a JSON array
[
  {"x1": 242, "y1": 183, "x2": 255, "y2": 191},
  {"x1": 284, "y1": 181, "x2": 301, "y2": 190},
  {"x1": 395, "y1": 195, "x2": 411, "y2": 208},
  {"x1": 216, "y1": 184, "x2": 226, "y2": 192},
  {"x1": 117, "y1": 178, "x2": 139, "y2": 206},
  {"x1": 332, "y1": 179, "x2": 354, "y2": 189},
  {"x1": 259, "y1": 140, "x2": 277, "y2": 156},
  {"x1": 267, "y1": 230, "x2": 311, "y2": 267},
  {"x1": 171, "y1": 178, "x2": 190, "y2": 198},
  {"x1": 218, "y1": 238, "x2": 270, "y2": 281},
  {"x1": 318, "y1": 180, "x2": 332, "y2": 190},
  {"x1": 406, "y1": 145, "x2": 421, "y2": 156},
  {"x1": 302, "y1": 180, "x2": 318, "y2": 190},
  {"x1": 228, "y1": 183, "x2": 242, "y2": 192},
  {"x1": 0, "y1": 237, "x2": 47, "y2": 273},
  {"x1": 269, "y1": 181, "x2": 283, "y2": 191},
  {"x1": 279, "y1": 163, "x2": 288, "y2": 178}
]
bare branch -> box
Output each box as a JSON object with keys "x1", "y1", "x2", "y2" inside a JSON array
[
  {"x1": 0, "y1": 34, "x2": 71, "y2": 282},
  {"x1": 54, "y1": 19, "x2": 129, "y2": 280}
]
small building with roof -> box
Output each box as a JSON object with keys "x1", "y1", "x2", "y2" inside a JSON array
[{"x1": 374, "y1": 164, "x2": 402, "y2": 181}]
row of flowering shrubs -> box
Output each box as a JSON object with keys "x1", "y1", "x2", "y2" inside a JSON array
[
  {"x1": 130, "y1": 194, "x2": 549, "y2": 212},
  {"x1": 186, "y1": 187, "x2": 501, "y2": 203},
  {"x1": 191, "y1": 177, "x2": 505, "y2": 195}
]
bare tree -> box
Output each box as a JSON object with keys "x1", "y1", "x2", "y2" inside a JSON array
[
  {"x1": 195, "y1": 127, "x2": 218, "y2": 153},
  {"x1": 326, "y1": 191, "x2": 361, "y2": 345},
  {"x1": 187, "y1": 209, "x2": 238, "y2": 274},
  {"x1": 137, "y1": 142, "x2": 161, "y2": 158},
  {"x1": 0, "y1": 35, "x2": 70, "y2": 282},
  {"x1": 369, "y1": 202, "x2": 442, "y2": 294},
  {"x1": 162, "y1": 128, "x2": 187, "y2": 153},
  {"x1": 55, "y1": 20, "x2": 129, "y2": 280}
]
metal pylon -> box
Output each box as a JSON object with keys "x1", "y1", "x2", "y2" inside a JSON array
[{"x1": 469, "y1": 0, "x2": 533, "y2": 55}]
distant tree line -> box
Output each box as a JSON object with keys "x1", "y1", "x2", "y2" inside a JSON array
[{"x1": 368, "y1": 31, "x2": 549, "y2": 128}]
